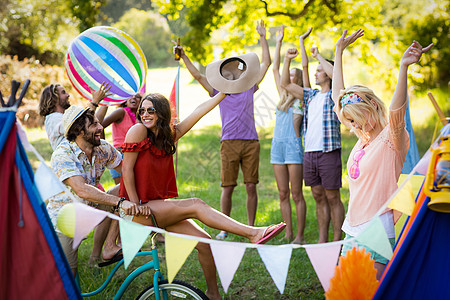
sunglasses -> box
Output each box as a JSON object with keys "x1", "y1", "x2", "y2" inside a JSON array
[
  {"x1": 349, "y1": 149, "x2": 365, "y2": 179},
  {"x1": 138, "y1": 107, "x2": 156, "y2": 116}
]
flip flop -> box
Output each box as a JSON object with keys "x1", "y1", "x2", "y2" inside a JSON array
[
  {"x1": 255, "y1": 223, "x2": 287, "y2": 244},
  {"x1": 215, "y1": 232, "x2": 228, "y2": 240},
  {"x1": 99, "y1": 249, "x2": 123, "y2": 267}
]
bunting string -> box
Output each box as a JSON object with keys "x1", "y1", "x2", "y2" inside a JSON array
[{"x1": 17, "y1": 116, "x2": 439, "y2": 294}]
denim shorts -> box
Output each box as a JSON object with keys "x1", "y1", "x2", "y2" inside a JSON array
[{"x1": 270, "y1": 137, "x2": 303, "y2": 164}]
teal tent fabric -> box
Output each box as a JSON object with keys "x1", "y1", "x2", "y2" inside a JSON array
[{"x1": 401, "y1": 95, "x2": 420, "y2": 174}]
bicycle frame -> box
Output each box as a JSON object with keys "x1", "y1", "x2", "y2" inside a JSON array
[{"x1": 80, "y1": 235, "x2": 168, "y2": 300}]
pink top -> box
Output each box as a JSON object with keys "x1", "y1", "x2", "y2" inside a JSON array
[
  {"x1": 112, "y1": 108, "x2": 136, "y2": 148},
  {"x1": 346, "y1": 102, "x2": 409, "y2": 226}
]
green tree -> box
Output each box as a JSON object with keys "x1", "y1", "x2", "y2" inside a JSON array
[
  {"x1": 155, "y1": 0, "x2": 448, "y2": 92},
  {"x1": 400, "y1": 3, "x2": 450, "y2": 88},
  {"x1": 67, "y1": 0, "x2": 106, "y2": 31},
  {"x1": 100, "y1": 0, "x2": 150, "y2": 23},
  {"x1": 155, "y1": 0, "x2": 385, "y2": 63},
  {"x1": 0, "y1": 0, "x2": 79, "y2": 64},
  {"x1": 113, "y1": 9, "x2": 175, "y2": 68}
]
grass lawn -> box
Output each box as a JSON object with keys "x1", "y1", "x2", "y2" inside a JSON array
[
  {"x1": 25, "y1": 121, "x2": 357, "y2": 299},
  {"x1": 22, "y1": 65, "x2": 448, "y2": 299}
]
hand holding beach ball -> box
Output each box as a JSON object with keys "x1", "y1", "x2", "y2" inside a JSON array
[
  {"x1": 57, "y1": 203, "x2": 76, "y2": 238},
  {"x1": 65, "y1": 26, "x2": 147, "y2": 106}
]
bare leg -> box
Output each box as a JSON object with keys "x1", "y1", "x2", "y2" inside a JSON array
[
  {"x1": 325, "y1": 189, "x2": 344, "y2": 241},
  {"x1": 218, "y1": 186, "x2": 234, "y2": 237},
  {"x1": 289, "y1": 164, "x2": 306, "y2": 244},
  {"x1": 374, "y1": 262, "x2": 386, "y2": 280},
  {"x1": 311, "y1": 185, "x2": 330, "y2": 243},
  {"x1": 166, "y1": 219, "x2": 221, "y2": 300},
  {"x1": 273, "y1": 164, "x2": 293, "y2": 241},
  {"x1": 101, "y1": 219, "x2": 121, "y2": 260},
  {"x1": 245, "y1": 182, "x2": 258, "y2": 226},
  {"x1": 89, "y1": 217, "x2": 111, "y2": 264},
  {"x1": 132, "y1": 198, "x2": 274, "y2": 243},
  {"x1": 99, "y1": 184, "x2": 121, "y2": 260}
]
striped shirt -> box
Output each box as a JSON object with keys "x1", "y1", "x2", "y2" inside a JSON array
[{"x1": 302, "y1": 88, "x2": 341, "y2": 152}]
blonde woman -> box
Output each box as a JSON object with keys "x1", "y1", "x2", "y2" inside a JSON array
[
  {"x1": 271, "y1": 26, "x2": 311, "y2": 244},
  {"x1": 332, "y1": 29, "x2": 432, "y2": 279}
]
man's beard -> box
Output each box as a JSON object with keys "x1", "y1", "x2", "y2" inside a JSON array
[
  {"x1": 84, "y1": 131, "x2": 101, "y2": 146},
  {"x1": 61, "y1": 100, "x2": 70, "y2": 110}
]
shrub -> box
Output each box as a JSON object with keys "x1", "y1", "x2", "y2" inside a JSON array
[{"x1": 0, "y1": 55, "x2": 85, "y2": 127}]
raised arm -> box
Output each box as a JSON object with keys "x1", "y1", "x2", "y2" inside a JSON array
[
  {"x1": 255, "y1": 20, "x2": 272, "y2": 85},
  {"x1": 311, "y1": 46, "x2": 333, "y2": 79},
  {"x1": 332, "y1": 29, "x2": 364, "y2": 104},
  {"x1": 89, "y1": 82, "x2": 112, "y2": 111},
  {"x1": 175, "y1": 92, "x2": 227, "y2": 140},
  {"x1": 98, "y1": 108, "x2": 125, "y2": 128},
  {"x1": 299, "y1": 27, "x2": 312, "y2": 88},
  {"x1": 280, "y1": 48, "x2": 303, "y2": 99},
  {"x1": 175, "y1": 43, "x2": 215, "y2": 95},
  {"x1": 391, "y1": 41, "x2": 433, "y2": 110},
  {"x1": 272, "y1": 25, "x2": 284, "y2": 94}
]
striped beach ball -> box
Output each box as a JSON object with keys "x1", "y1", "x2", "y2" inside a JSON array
[{"x1": 65, "y1": 26, "x2": 147, "y2": 106}]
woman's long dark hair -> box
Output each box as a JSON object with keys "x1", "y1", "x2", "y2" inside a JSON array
[{"x1": 137, "y1": 93, "x2": 176, "y2": 155}]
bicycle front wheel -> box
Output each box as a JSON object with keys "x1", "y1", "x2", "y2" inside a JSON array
[{"x1": 136, "y1": 279, "x2": 208, "y2": 300}]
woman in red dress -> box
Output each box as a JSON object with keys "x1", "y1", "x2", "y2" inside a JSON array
[{"x1": 117, "y1": 92, "x2": 285, "y2": 300}]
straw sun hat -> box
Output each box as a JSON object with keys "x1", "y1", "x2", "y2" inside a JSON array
[
  {"x1": 62, "y1": 105, "x2": 89, "y2": 137},
  {"x1": 205, "y1": 53, "x2": 260, "y2": 94}
]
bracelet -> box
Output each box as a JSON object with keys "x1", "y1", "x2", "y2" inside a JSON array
[
  {"x1": 91, "y1": 102, "x2": 99, "y2": 107},
  {"x1": 115, "y1": 197, "x2": 126, "y2": 212}
]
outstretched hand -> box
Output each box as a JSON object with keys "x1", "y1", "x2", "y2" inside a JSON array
[
  {"x1": 336, "y1": 29, "x2": 364, "y2": 52},
  {"x1": 401, "y1": 40, "x2": 433, "y2": 67},
  {"x1": 90, "y1": 82, "x2": 112, "y2": 104},
  {"x1": 256, "y1": 19, "x2": 267, "y2": 37},
  {"x1": 286, "y1": 48, "x2": 299, "y2": 59},
  {"x1": 276, "y1": 25, "x2": 284, "y2": 43},
  {"x1": 172, "y1": 40, "x2": 185, "y2": 56},
  {"x1": 299, "y1": 27, "x2": 312, "y2": 41}
]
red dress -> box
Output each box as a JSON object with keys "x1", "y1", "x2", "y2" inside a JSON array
[{"x1": 119, "y1": 138, "x2": 178, "y2": 203}]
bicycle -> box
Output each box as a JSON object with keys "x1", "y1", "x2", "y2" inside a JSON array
[{"x1": 79, "y1": 232, "x2": 208, "y2": 300}]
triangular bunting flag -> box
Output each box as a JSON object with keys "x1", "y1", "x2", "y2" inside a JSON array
[
  {"x1": 34, "y1": 163, "x2": 65, "y2": 202},
  {"x1": 305, "y1": 243, "x2": 341, "y2": 292},
  {"x1": 394, "y1": 213, "x2": 408, "y2": 240},
  {"x1": 165, "y1": 232, "x2": 198, "y2": 283},
  {"x1": 388, "y1": 181, "x2": 415, "y2": 216},
  {"x1": 356, "y1": 217, "x2": 393, "y2": 260},
  {"x1": 210, "y1": 241, "x2": 246, "y2": 293},
  {"x1": 257, "y1": 245, "x2": 293, "y2": 294},
  {"x1": 16, "y1": 119, "x2": 33, "y2": 151},
  {"x1": 72, "y1": 203, "x2": 108, "y2": 249},
  {"x1": 119, "y1": 219, "x2": 153, "y2": 269},
  {"x1": 407, "y1": 174, "x2": 426, "y2": 196}
]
